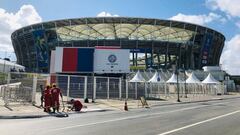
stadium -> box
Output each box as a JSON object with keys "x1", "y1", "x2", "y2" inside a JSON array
[{"x1": 11, "y1": 17, "x2": 225, "y2": 73}]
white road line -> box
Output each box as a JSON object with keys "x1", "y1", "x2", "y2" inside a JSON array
[
  {"x1": 157, "y1": 110, "x2": 240, "y2": 135},
  {"x1": 47, "y1": 102, "x2": 229, "y2": 132}
]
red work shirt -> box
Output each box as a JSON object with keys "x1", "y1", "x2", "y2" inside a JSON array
[
  {"x1": 44, "y1": 88, "x2": 51, "y2": 107},
  {"x1": 51, "y1": 87, "x2": 61, "y2": 101},
  {"x1": 73, "y1": 100, "x2": 83, "y2": 111}
]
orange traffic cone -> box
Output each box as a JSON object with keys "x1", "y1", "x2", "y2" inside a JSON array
[{"x1": 124, "y1": 101, "x2": 128, "y2": 111}]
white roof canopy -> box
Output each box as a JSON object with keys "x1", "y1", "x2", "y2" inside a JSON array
[
  {"x1": 129, "y1": 71, "x2": 146, "y2": 82},
  {"x1": 166, "y1": 73, "x2": 181, "y2": 83},
  {"x1": 186, "y1": 72, "x2": 201, "y2": 83},
  {"x1": 148, "y1": 72, "x2": 165, "y2": 83},
  {"x1": 202, "y1": 73, "x2": 220, "y2": 84}
]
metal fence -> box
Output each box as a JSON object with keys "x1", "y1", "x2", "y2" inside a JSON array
[
  {"x1": 53, "y1": 74, "x2": 124, "y2": 100},
  {"x1": 53, "y1": 74, "x2": 226, "y2": 101},
  {"x1": 0, "y1": 72, "x2": 47, "y2": 106},
  {"x1": 0, "y1": 72, "x2": 228, "y2": 106}
]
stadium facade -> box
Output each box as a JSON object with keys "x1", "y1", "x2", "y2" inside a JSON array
[{"x1": 11, "y1": 17, "x2": 225, "y2": 73}]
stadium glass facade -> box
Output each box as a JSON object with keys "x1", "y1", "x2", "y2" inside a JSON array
[{"x1": 11, "y1": 17, "x2": 225, "y2": 73}]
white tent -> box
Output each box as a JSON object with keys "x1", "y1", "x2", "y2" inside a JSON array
[
  {"x1": 202, "y1": 73, "x2": 220, "y2": 84},
  {"x1": 148, "y1": 72, "x2": 165, "y2": 83},
  {"x1": 166, "y1": 73, "x2": 181, "y2": 83},
  {"x1": 186, "y1": 72, "x2": 201, "y2": 83},
  {"x1": 129, "y1": 71, "x2": 146, "y2": 82},
  {"x1": 129, "y1": 71, "x2": 146, "y2": 99}
]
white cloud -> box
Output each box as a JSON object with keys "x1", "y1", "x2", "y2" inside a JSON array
[
  {"x1": 0, "y1": 5, "x2": 42, "y2": 52},
  {"x1": 97, "y1": 11, "x2": 119, "y2": 17},
  {"x1": 169, "y1": 12, "x2": 224, "y2": 26},
  {"x1": 220, "y1": 34, "x2": 240, "y2": 75},
  {"x1": 206, "y1": 0, "x2": 240, "y2": 17}
]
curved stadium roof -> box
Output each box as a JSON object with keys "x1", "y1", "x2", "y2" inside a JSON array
[{"x1": 12, "y1": 17, "x2": 225, "y2": 44}]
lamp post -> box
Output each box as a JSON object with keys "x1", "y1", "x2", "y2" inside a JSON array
[
  {"x1": 176, "y1": 65, "x2": 180, "y2": 102},
  {"x1": 183, "y1": 64, "x2": 187, "y2": 98},
  {"x1": 172, "y1": 62, "x2": 180, "y2": 102},
  {"x1": 176, "y1": 44, "x2": 180, "y2": 102}
]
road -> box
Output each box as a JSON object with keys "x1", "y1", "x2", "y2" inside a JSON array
[{"x1": 1, "y1": 98, "x2": 240, "y2": 135}]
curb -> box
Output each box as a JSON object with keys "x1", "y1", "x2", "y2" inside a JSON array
[
  {"x1": 0, "y1": 112, "x2": 69, "y2": 119},
  {"x1": 0, "y1": 109, "x2": 110, "y2": 119},
  {"x1": 150, "y1": 96, "x2": 240, "y2": 107},
  {"x1": 65, "y1": 109, "x2": 111, "y2": 115}
]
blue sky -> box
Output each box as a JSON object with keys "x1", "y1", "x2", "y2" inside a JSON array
[{"x1": 0, "y1": 0, "x2": 240, "y2": 74}]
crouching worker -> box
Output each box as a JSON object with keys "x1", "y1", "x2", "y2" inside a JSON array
[{"x1": 69, "y1": 99, "x2": 83, "y2": 112}]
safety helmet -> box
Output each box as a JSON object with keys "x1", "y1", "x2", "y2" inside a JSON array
[
  {"x1": 52, "y1": 83, "x2": 56, "y2": 87},
  {"x1": 46, "y1": 84, "x2": 50, "y2": 89}
]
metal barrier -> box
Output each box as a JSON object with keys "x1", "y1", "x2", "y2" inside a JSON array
[
  {"x1": 0, "y1": 72, "x2": 228, "y2": 105},
  {"x1": 0, "y1": 72, "x2": 42, "y2": 105},
  {"x1": 54, "y1": 74, "x2": 124, "y2": 100}
]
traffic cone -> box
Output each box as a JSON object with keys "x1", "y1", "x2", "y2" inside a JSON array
[{"x1": 124, "y1": 101, "x2": 128, "y2": 111}]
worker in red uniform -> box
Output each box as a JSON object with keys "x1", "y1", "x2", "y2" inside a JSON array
[
  {"x1": 70, "y1": 99, "x2": 83, "y2": 112},
  {"x1": 43, "y1": 85, "x2": 52, "y2": 112},
  {"x1": 51, "y1": 83, "x2": 63, "y2": 113}
]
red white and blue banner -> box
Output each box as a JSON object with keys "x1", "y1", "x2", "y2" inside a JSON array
[
  {"x1": 53, "y1": 47, "x2": 129, "y2": 73},
  {"x1": 54, "y1": 47, "x2": 94, "y2": 73}
]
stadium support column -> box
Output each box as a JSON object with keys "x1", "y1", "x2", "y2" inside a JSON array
[
  {"x1": 165, "y1": 43, "x2": 169, "y2": 69},
  {"x1": 145, "y1": 51, "x2": 148, "y2": 69},
  {"x1": 151, "y1": 42, "x2": 154, "y2": 68},
  {"x1": 157, "y1": 51, "x2": 160, "y2": 69},
  {"x1": 132, "y1": 52, "x2": 135, "y2": 67},
  {"x1": 190, "y1": 46, "x2": 194, "y2": 69},
  {"x1": 136, "y1": 52, "x2": 138, "y2": 67}
]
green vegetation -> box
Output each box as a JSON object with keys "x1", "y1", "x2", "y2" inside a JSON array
[{"x1": 130, "y1": 66, "x2": 146, "y2": 70}]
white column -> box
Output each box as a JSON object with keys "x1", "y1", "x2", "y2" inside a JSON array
[
  {"x1": 93, "y1": 77, "x2": 96, "y2": 100},
  {"x1": 107, "y1": 77, "x2": 110, "y2": 99},
  {"x1": 126, "y1": 80, "x2": 128, "y2": 99},
  {"x1": 31, "y1": 74, "x2": 37, "y2": 104},
  {"x1": 164, "y1": 82, "x2": 167, "y2": 97},
  {"x1": 84, "y1": 76, "x2": 87, "y2": 99},
  {"x1": 66, "y1": 75, "x2": 71, "y2": 101},
  {"x1": 145, "y1": 82, "x2": 148, "y2": 97},
  {"x1": 150, "y1": 83, "x2": 153, "y2": 97},
  {"x1": 119, "y1": 78, "x2": 122, "y2": 99},
  {"x1": 135, "y1": 82, "x2": 137, "y2": 99}
]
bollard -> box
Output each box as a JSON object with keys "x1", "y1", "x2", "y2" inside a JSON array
[{"x1": 124, "y1": 100, "x2": 128, "y2": 111}]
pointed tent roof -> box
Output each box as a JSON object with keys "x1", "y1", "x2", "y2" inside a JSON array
[
  {"x1": 148, "y1": 72, "x2": 165, "y2": 83},
  {"x1": 186, "y1": 72, "x2": 201, "y2": 83},
  {"x1": 129, "y1": 71, "x2": 146, "y2": 82},
  {"x1": 202, "y1": 73, "x2": 220, "y2": 84},
  {"x1": 166, "y1": 73, "x2": 180, "y2": 83}
]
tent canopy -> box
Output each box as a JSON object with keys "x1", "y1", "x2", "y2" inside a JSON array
[
  {"x1": 148, "y1": 72, "x2": 165, "y2": 83},
  {"x1": 166, "y1": 73, "x2": 181, "y2": 83},
  {"x1": 202, "y1": 73, "x2": 220, "y2": 84},
  {"x1": 129, "y1": 71, "x2": 146, "y2": 82},
  {"x1": 186, "y1": 72, "x2": 201, "y2": 83}
]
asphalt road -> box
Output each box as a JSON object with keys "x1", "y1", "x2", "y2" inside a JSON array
[{"x1": 1, "y1": 98, "x2": 240, "y2": 135}]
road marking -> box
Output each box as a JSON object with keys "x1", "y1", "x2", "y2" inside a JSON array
[
  {"x1": 157, "y1": 110, "x2": 240, "y2": 135},
  {"x1": 47, "y1": 102, "x2": 230, "y2": 132}
]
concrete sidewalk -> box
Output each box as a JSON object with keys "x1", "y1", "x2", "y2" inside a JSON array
[
  {"x1": 1, "y1": 92, "x2": 240, "y2": 119},
  {"x1": 93, "y1": 93, "x2": 240, "y2": 111}
]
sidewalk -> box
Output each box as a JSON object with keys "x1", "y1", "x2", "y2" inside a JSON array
[
  {"x1": 92, "y1": 93, "x2": 240, "y2": 110},
  {"x1": 0, "y1": 92, "x2": 240, "y2": 119}
]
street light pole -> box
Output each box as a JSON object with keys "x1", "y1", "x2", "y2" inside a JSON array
[
  {"x1": 176, "y1": 66, "x2": 180, "y2": 102},
  {"x1": 184, "y1": 64, "x2": 187, "y2": 98},
  {"x1": 176, "y1": 44, "x2": 181, "y2": 102}
]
